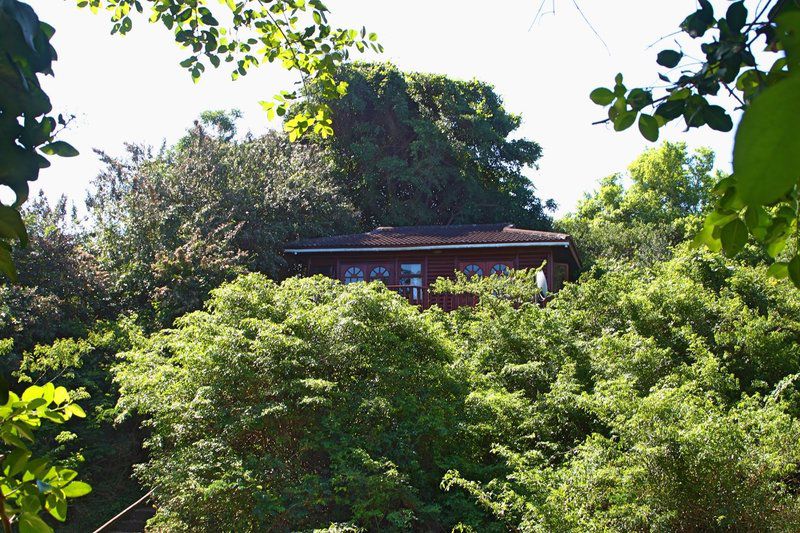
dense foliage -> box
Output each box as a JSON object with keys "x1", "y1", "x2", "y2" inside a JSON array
[
  {"x1": 590, "y1": 0, "x2": 800, "y2": 286},
  {"x1": 87, "y1": 119, "x2": 358, "y2": 326},
  {"x1": 114, "y1": 276, "x2": 494, "y2": 531},
  {"x1": 0, "y1": 0, "x2": 376, "y2": 281},
  {"x1": 442, "y1": 247, "x2": 800, "y2": 531},
  {"x1": 312, "y1": 62, "x2": 554, "y2": 228},
  {"x1": 0, "y1": 194, "x2": 111, "y2": 354},
  {"x1": 115, "y1": 246, "x2": 800, "y2": 531},
  {"x1": 558, "y1": 142, "x2": 717, "y2": 268}
]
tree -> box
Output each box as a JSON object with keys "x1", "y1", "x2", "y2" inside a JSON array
[
  {"x1": 87, "y1": 116, "x2": 358, "y2": 326},
  {"x1": 589, "y1": 0, "x2": 800, "y2": 286},
  {"x1": 14, "y1": 318, "x2": 146, "y2": 532},
  {"x1": 0, "y1": 0, "x2": 379, "y2": 277},
  {"x1": 113, "y1": 275, "x2": 495, "y2": 531},
  {"x1": 441, "y1": 246, "x2": 800, "y2": 530},
  {"x1": 0, "y1": 193, "x2": 111, "y2": 355},
  {"x1": 557, "y1": 142, "x2": 718, "y2": 267},
  {"x1": 310, "y1": 62, "x2": 555, "y2": 228}
]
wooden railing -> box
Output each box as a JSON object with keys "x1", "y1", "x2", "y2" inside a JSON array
[{"x1": 386, "y1": 285, "x2": 477, "y2": 311}]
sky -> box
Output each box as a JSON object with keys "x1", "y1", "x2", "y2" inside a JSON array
[{"x1": 28, "y1": 0, "x2": 741, "y2": 217}]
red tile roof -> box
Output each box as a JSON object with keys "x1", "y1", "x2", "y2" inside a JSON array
[{"x1": 286, "y1": 223, "x2": 571, "y2": 250}]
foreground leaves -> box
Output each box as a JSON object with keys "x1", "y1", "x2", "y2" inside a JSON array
[{"x1": 0, "y1": 376, "x2": 90, "y2": 532}]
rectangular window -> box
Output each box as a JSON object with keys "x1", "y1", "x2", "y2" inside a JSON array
[
  {"x1": 399, "y1": 263, "x2": 422, "y2": 286},
  {"x1": 399, "y1": 263, "x2": 423, "y2": 302}
]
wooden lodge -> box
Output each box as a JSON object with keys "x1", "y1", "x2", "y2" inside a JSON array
[{"x1": 285, "y1": 223, "x2": 581, "y2": 311}]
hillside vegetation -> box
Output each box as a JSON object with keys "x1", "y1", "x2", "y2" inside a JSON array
[
  {"x1": 3, "y1": 65, "x2": 799, "y2": 531},
  {"x1": 113, "y1": 248, "x2": 800, "y2": 531}
]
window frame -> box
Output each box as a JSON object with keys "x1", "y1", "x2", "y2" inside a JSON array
[{"x1": 343, "y1": 266, "x2": 365, "y2": 284}]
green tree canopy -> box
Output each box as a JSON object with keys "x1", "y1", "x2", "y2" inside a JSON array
[
  {"x1": 87, "y1": 118, "x2": 358, "y2": 326},
  {"x1": 312, "y1": 62, "x2": 554, "y2": 228},
  {"x1": 590, "y1": 0, "x2": 800, "y2": 286},
  {"x1": 114, "y1": 275, "x2": 493, "y2": 531},
  {"x1": 558, "y1": 142, "x2": 718, "y2": 267},
  {"x1": 0, "y1": 193, "x2": 110, "y2": 355},
  {"x1": 443, "y1": 246, "x2": 800, "y2": 530}
]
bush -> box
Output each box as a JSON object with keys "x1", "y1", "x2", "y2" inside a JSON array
[
  {"x1": 444, "y1": 248, "x2": 800, "y2": 531},
  {"x1": 114, "y1": 275, "x2": 495, "y2": 531},
  {"x1": 116, "y1": 248, "x2": 800, "y2": 531}
]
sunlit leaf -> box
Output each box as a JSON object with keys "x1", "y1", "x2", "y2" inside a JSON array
[{"x1": 733, "y1": 76, "x2": 800, "y2": 205}]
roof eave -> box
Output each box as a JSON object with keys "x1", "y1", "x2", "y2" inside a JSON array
[{"x1": 285, "y1": 241, "x2": 572, "y2": 254}]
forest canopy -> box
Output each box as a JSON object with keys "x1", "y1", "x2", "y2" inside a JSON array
[{"x1": 311, "y1": 62, "x2": 554, "y2": 228}]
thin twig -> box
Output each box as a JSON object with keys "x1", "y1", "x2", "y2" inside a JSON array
[
  {"x1": 528, "y1": 0, "x2": 548, "y2": 31},
  {"x1": 722, "y1": 83, "x2": 745, "y2": 107},
  {"x1": 645, "y1": 30, "x2": 683, "y2": 50},
  {"x1": 571, "y1": 0, "x2": 610, "y2": 55}
]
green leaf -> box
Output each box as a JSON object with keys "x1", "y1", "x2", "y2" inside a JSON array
[
  {"x1": 638, "y1": 114, "x2": 659, "y2": 142},
  {"x1": 0, "y1": 245, "x2": 17, "y2": 283},
  {"x1": 22, "y1": 385, "x2": 43, "y2": 402},
  {"x1": 656, "y1": 50, "x2": 682, "y2": 68},
  {"x1": 693, "y1": 216, "x2": 722, "y2": 252},
  {"x1": 62, "y1": 480, "x2": 92, "y2": 497},
  {"x1": 726, "y1": 1, "x2": 748, "y2": 33},
  {"x1": 720, "y1": 218, "x2": 748, "y2": 257},
  {"x1": 46, "y1": 493, "x2": 67, "y2": 521},
  {"x1": 18, "y1": 512, "x2": 52, "y2": 533},
  {"x1": 66, "y1": 403, "x2": 86, "y2": 418},
  {"x1": 21, "y1": 495, "x2": 42, "y2": 514},
  {"x1": 3, "y1": 448, "x2": 31, "y2": 477},
  {"x1": 744, "y1": 205, "x2": 769, "y2": 240},
  {"x1": 789, "y1": 255, "x2": 800, "y2": 288},
  {"x1": 703, "y1": 105, "x2": 733, "y2": 132},
  {"x1": 613, "y1": 111, "x2": 637, "y2": 132},
  {"x1": 655, "y1": 99, "x2": 685, "y2": 120},
  {"x1": 2, "y1": 430, "x2": 28, "y2": 450},
  {"x1": 0, "y1": 206, "x2": 29, "y2": 246},
  {"x1": 53, "y1": 386, "x2": 68, "y2": 405},
  {"x1": 42, "y1": 382, "x2": 54, "y2": 404},
  {"x1": 733, "y1": 76, "x2": 800, "y2": 205},
  {"x1": 40, "y1": 141, "x2": 79, "y2": 157},
  {"x1": 589, "y1": 87, "x2": 615, "y2": 105},
  {"x1": 767, "y1": 261, "x2": 789, "y2": 279}
]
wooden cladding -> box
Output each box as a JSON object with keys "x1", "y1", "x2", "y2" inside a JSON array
[{"x1": 299, "y1": 245, "x2": 561, "y2": 311}]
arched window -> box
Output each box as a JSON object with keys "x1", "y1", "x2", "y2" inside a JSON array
[
  {"x1": 490, "y1": 263, "x2": 510, "y2": 276},
  {"x1": 462, "y1": 264, "x2": 483, "y2": 278},
  {"x1": 343, "y1": 266, "x2": 364, "y2": 284},
  {"x1": 370, "y1": 266, "x2": 390, "y2": 282}
]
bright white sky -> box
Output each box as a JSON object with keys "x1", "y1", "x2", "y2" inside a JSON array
[{"x1": 29, "y1": 0, "x2": 743, "y2": 216}]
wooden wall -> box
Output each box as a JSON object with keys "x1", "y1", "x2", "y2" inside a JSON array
[{"x1": 298, "y1": 247, "x2": 561, "y2": 287}]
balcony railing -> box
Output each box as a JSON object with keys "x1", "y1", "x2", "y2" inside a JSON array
[{"x1": 386, "y1": 285, "x2": 477, "y2": 311}]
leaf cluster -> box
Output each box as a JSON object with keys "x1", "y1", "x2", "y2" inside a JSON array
[
  {"x1": 0, "y1": 0, "x2": 78, "y2": 280},
  {"x1": 591, "y1": 0, "x2": 800, "y2": 287},
  {"x1": 0, "y1": 382, "x2": 90, "y2": 533}
]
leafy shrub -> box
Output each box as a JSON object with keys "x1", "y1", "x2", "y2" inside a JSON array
[
  {"x1": 443, "y1": 247, "x2": 800, "y2": 531},
  {"x1": 116, "y1": 248, "x2": 800, "y2": 531},
  {"x1": 114, "y1": 275, "x2": 495, "y2": 531}
]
